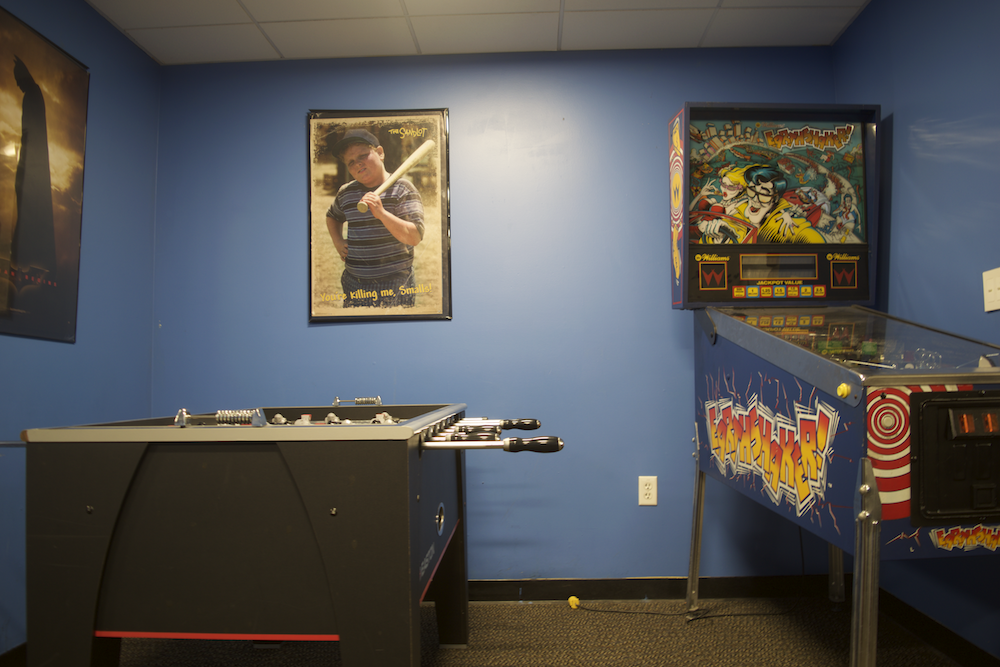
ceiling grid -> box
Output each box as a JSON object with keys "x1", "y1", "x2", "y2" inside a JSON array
[{"x1": 84, "y1": 0, "x2": 871, "y2": 65}]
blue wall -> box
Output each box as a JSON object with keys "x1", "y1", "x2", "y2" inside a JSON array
[
  {"x1": 0, "y1": 0, "x2": 160, "y2": 652},
  {"x1": 149, "y1": 46, "x2": 836, "y2": 587},
  {"x1": 0, "y1": 0, "x2": 997, "y2": 659}
]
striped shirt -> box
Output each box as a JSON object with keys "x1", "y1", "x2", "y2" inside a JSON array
[{"x1": 326, "y1": 178, "x2": 424, "y2": 280}]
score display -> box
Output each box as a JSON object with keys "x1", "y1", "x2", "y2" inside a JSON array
[{"x1": 950, "y1": 407, "x2": 1000, "y2": 437}]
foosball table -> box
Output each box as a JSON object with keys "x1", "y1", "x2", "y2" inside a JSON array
[{"x1": 22, "y1": 399, "x2": 563, "y2": 667}]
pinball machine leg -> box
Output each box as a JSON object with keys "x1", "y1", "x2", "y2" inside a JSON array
[
  {"x1": 850, "y1": 458, "x2": 882, "y2": 667},
  {"x1": 686, "y1": 448, "x2": 706, "y2": 614},
  {"x1": 828, "y1": 543, "x2": 845, "y2": 603}
]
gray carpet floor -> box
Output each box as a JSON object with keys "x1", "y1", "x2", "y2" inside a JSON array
[{"x1": 116, "y1": 598, "x2": 971, "y2": 666}]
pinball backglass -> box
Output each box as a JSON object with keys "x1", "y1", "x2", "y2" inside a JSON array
[{"x1": 670, "y1": 103, "x2": 880, "y2": 309}]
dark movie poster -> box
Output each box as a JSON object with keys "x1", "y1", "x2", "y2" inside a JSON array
[{"x1": 0, "y1": 7, "x2": 88, "y2": 343}]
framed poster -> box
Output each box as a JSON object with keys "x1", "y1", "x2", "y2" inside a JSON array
[
  {"x1": 308, "y1": 109, "x2": 451, "y2": 322},
  {"x1": 0, "y1": 7, "x2": 89, "y2": 342}
]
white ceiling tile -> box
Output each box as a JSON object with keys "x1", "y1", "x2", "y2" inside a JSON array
[
  {"x1": 411, "y1": 14, "x2": 560, "y2": 54},
  {"x1": 127, "y1": 24, "x2": 278, "y2": 64},
  {"x1": 262, "y1": 18, "x2": 418, "y2": 60},
  {"x1": 404, "y1": 0, "x2": 560, "y2": 16},
  {"x1": 239, "y1": 0, "x2": 404, "y2": 22},
  {"x1": 702, "y1": 7, "x2": 859, "y2": 47},
  {"x1": 562, "y1": 9, "x2": 715, "y2": 50},
  {"x1": 86, "y1": 0, "x2": 250, "y2": 29}
]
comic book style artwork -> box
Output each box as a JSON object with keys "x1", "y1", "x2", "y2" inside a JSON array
[{"x1": 687, "y1": 119, "x2": 865, "y2": 246}]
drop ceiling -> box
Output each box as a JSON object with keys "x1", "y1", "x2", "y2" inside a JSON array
[{"x1": 85, "y1": 0, "x2": 871, "y2": 66}]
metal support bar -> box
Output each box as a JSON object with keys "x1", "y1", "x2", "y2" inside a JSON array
[
  {"x1": 686, "y1": 440, "x2": 706, "y2": 614},
  {"x1": 850, "y1": 458, "x2": 882, "y2": 667},
  {"x1": 828, "y1": 543, "x2": 845, "y2": 603}
]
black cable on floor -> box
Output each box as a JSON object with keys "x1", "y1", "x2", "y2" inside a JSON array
[{"x1": 565, "y1": 597, "x2": 809, "y2": 623}]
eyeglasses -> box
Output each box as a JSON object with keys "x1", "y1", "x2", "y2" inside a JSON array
[{"x1": 747, "y1": 184, "x2": 776, "y2": 202}]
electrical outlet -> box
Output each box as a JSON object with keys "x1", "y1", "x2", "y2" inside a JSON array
[
  {"x1": 639, "y1": 476, "x2": 657, "y2": 506},
  {"x1": 985, "y1": 267, "x2": 1000, "y2": 313}
]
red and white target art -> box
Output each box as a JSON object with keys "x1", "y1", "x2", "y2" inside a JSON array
[{"x1": 866, "y1": 385, "x2": 972, "y2": 521}]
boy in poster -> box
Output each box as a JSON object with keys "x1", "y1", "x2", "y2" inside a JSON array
[{"x1": 324, "y1": 129, "x2": 424, "y2": 309}]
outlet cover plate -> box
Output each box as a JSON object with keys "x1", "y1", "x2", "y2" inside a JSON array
[
  {"x1": 639, "y1": 476, "x2": 657, "y2": 506},
  {"x1": 985, "y1": 267, "x2": 1000, "y2": 312}
]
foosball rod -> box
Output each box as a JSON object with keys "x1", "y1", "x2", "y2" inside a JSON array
[
  {"x1": 449, "y1": 418, "x2": 540, "y2": 431},
  {"x1": 434, "y1": 419, "x2": 540, "y2": 438},
  {"x1": 423, "y1": 436, "x2": 563, "y2": 452}
]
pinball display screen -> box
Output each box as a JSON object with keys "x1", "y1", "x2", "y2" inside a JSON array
[{"x1": 669, "y1": 103, "x2": 881, "y2": 309}]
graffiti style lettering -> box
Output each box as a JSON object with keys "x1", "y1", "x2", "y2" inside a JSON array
[
  {"x1": 705, "y1": 395, "x2": 839, "y2": 515},
  {"x1": 762, "y1": 124, "x2": 855, "y2": 152},
  {"x1": 931, "y1": 524, "x2": 1000, "y2": 552}
]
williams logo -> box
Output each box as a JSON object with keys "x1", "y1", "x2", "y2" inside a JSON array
[
  {"x1": 700, "y1": 262, "x2": 727, "y2": 290},
  {"x1": 831, "y1": 261, "x2": 858, "y2": 289}
]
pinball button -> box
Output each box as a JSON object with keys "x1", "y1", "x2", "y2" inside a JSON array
[{"x1": 837, "y1": 383, "x2": 851, "y2": 398}]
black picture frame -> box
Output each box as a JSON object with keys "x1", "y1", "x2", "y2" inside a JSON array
[
  {"x1": 0, "y1": 7, "x2": 89, "y2": 342},
  {"x1": 308, "y1": 109, "x2": 451, "y2": 322}
]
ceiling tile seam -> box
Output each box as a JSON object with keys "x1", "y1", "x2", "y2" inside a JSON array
[
  {"x1": 560, "y1": 7, "x2": 705, "y2": 12},
  {"x1": 410, "y1": 11, "x2": 560, "y2": 17},
  {"x1": 246, "y1": 13, "x2": 565, "y2": 25},
  {"x1": 698, "y1": 1, "x2": 725, "y2": 48},
  {"x1": 125, "y1": 22, "x2": 255, "y2": 30},
  {"x1": 708, "y1": 5, "x2": 863, "y2": 9},
  {"x1": 229, "y1": 11, "x2": 565, "y2": 22},
  {"x1": 399, "y1": 0, "x2": 422, "y2": 55},
  {"x1": 235, "y1": 0, "x2": 285, "y2": 59},
  {"x1": 557, "y1": 0, "x2": 566, "y2": 50}
]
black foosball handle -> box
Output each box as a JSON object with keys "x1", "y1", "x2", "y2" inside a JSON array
[
  {"x1": 501, "y1": 419, "x2": 541, "y2": 431},
  {"x1": 456, "y1": 419, "x2": 539, "y2": 433},
  {"x1": 504, "y1": 436, "x2": 563, "y2": 453}
]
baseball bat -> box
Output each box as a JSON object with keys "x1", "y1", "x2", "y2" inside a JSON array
[{"x1": 357, "y1": 139, "x2": 436, "y2": 212}]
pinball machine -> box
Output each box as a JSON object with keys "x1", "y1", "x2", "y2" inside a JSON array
[
  {"x1": 670, "y1": 103, "x2": 1000, "y2": 667},
  {"x1": 22, "y1": 399, "x2": 563, "y2": 667}
]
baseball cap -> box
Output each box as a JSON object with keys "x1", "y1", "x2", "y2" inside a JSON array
[{"x1": 332, "y1": 129, "x2": 380, "y2": 157}]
